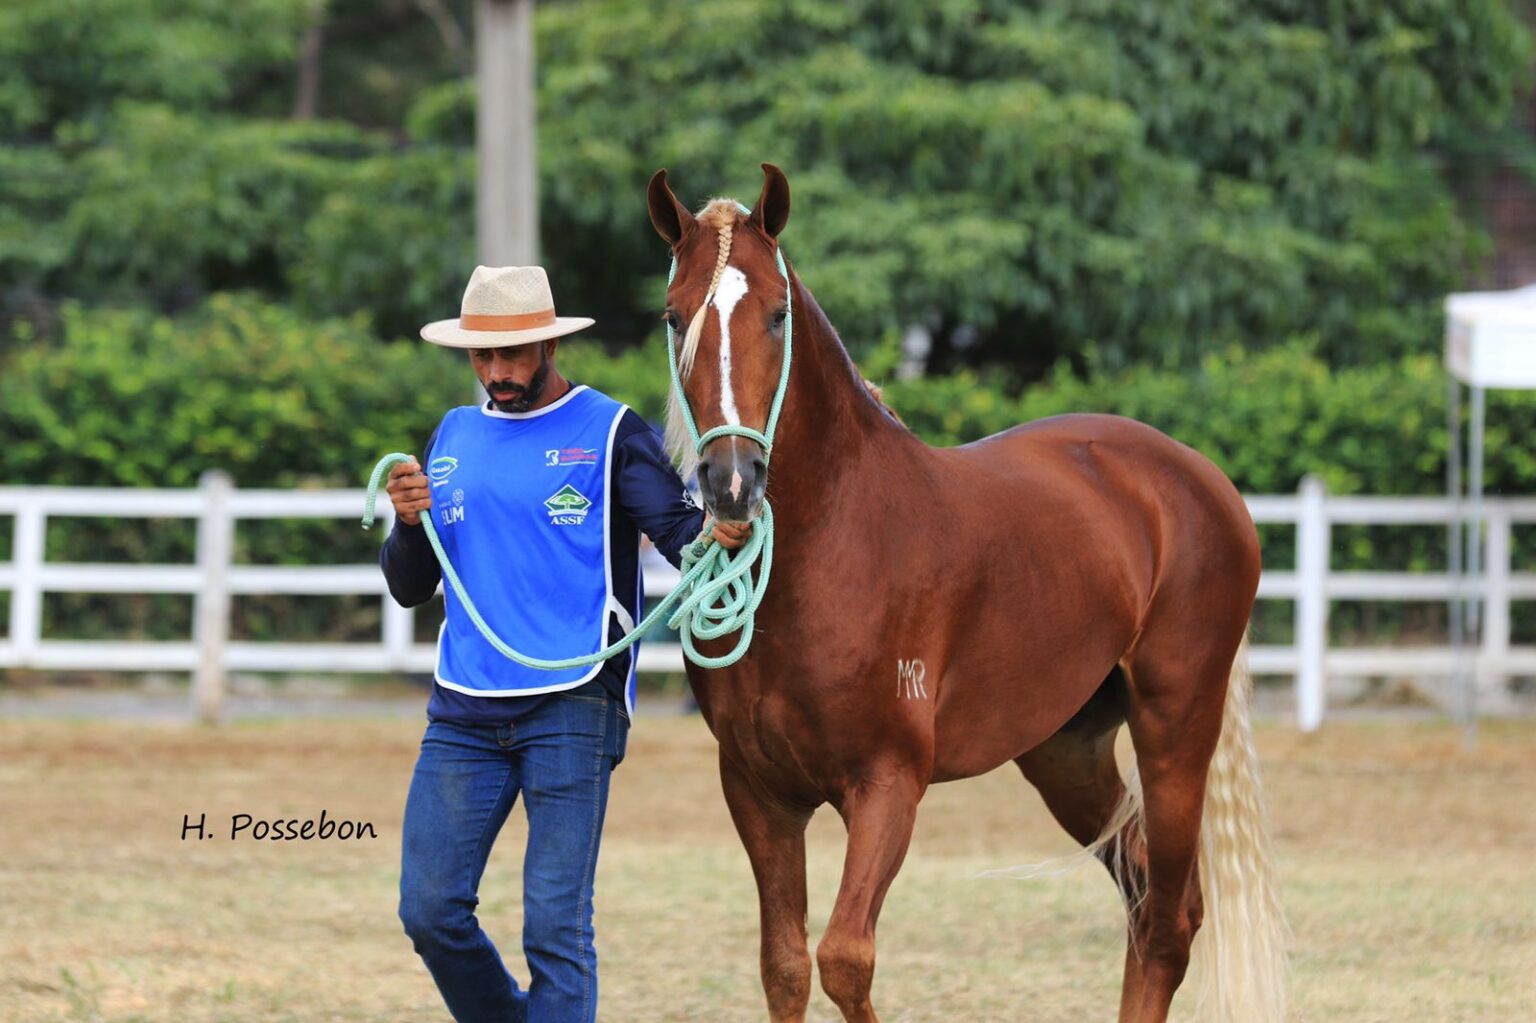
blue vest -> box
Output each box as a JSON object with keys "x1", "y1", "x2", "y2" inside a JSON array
[{"x1": 427, "y1": 385, "x2": 639, "y2": 704}]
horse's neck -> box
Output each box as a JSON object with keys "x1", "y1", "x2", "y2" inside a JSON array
[{"x1": 766, "y1": 272, "x2": 917, "y2": 532}]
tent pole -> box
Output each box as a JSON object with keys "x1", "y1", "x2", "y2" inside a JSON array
[
  {"x1": 1465, "y1": 385, "x2": 1486, "y2": 749},
  {"x1": 1447, "y1": 377, "x2": 1464, "y2": 732}
]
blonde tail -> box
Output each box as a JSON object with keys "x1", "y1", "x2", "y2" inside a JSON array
[{"x1": 1190, "y1": 632, "x2": 1288, "y2": 1023}]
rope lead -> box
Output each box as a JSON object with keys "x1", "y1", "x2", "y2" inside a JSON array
[{"x1": 362, "y1": 202, "x2": 790, "y2": 671}]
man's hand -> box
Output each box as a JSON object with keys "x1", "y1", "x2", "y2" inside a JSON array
[
  {"x1": 711, "y1": 520, "x2": 753, "y2": 551},
  {"x1": 386, "y1": 457, "x2": 432, "y2": 527}
]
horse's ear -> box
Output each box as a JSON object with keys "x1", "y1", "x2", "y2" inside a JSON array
[
  {"x1": 647, "y1": 168, "x2": 694, "y2": 246},
  {"x1": 750, "y1": 163, "x2": 791, "y2": 239}
]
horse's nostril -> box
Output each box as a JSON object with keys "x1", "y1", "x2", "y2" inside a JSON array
[{"x1": 696, "y1": 460, "x2": 719, "y2": 499}]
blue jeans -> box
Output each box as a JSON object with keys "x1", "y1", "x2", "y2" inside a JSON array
[{"x1": 398, "y1": 694, "x2": 628, "y2": 1023}]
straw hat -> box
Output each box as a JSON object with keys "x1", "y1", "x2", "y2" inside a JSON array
[{"x1": 420, "y1": 265, "x2": 595, "y2": 348}]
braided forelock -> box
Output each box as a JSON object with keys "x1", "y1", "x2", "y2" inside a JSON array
[
  {"x1": 666, "y1": 199, "x2": 741, "y2": 475},
  {"x1": 678, "y1": 201, "x2": 738, "y2": 379}
]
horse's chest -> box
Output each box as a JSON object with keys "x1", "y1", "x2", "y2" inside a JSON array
[{"x1": 700, "y1": 679, "x2": 828, "y2": 799}]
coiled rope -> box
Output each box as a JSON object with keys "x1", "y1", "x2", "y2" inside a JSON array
[{"x1": 362, "y1": 203, "x2": 790, "y2": 670}]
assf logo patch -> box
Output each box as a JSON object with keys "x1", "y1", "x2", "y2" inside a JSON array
[{"x1": 544, "y1": 485, "x2": 594, "y2": 526}]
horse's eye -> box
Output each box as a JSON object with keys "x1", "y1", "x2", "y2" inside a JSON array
[
  {"x1": 663, "y1": 309, "x2": 682, "y2": 333},
  {"x1": 771, "y1": 308, "x2": 787, "y2": 330}
]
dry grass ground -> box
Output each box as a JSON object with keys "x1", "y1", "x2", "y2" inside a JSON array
[{"x1": 1, "y1": 713, "x2": 1532, "y2": 1022}]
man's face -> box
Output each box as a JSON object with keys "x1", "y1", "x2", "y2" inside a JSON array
[{"x1": 471, "y1": 341, "x2": 554, "y2": 412}]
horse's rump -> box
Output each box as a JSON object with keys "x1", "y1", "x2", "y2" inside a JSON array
[{"x1": 921, "y1": 411, "x2": 1259, "y2": 780}]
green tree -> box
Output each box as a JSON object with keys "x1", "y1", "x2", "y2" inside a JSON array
[
  {"x1": 527, "y1": 0, "x2": 1530, "y2": 372},
  {"x1": 0, "y1": 0, "x2": 462, "y2": 324},
  {"x1": 3, "y1": 0, "x2": 1531, "y2": 378}
]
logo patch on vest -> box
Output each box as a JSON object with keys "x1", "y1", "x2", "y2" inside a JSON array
[
  {"x1": 428, "y1": 456, "x2": 459, "y2": 487},
  {"x1": 545, "y1": 447, "x2": 600, "y2": 467},
  {"x1": 544, "y1": 484, "x2": 594, "y2": 526}
]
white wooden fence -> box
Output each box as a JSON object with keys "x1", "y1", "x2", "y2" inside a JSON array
[{"x1": 0, "y1": 473, "x2": 1531, "y2": 727}]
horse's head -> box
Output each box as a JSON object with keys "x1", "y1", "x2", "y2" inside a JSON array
[{"x1": 647, "y1": 163, "x2": 792, "y2": 525}]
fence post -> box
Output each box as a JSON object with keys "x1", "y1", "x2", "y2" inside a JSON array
[
  {"x1": 1479, "y1": 507, "x2": 1512, "y2": 713},
  {"x1": 11, "y1": 500, "x2": 45, "y2": 664},
  {"x1": 193, "y1": 471, "x2": 234, "y2": 724},
  {"x1": 383, "y1": 600, "x2": 415, "y2": 670},
  {"x1": 380, "y1": 507, "x2": 416, "y2": 669},
  {"x1": 1295, "y1": 474, "x2": 1329, "y2": 731}
]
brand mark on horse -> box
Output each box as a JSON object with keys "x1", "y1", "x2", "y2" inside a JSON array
[{"x1": 897, "y1": 658, "x2": 927, "y2": 699}]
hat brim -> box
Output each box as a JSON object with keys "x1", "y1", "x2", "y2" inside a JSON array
[{"x1": 419, "y1": 316, "x2": 596, "y2": 348}]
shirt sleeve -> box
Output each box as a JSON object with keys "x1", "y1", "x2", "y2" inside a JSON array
[
  {"x1": 379, "y1": 425, "x2": 444, "y2": 608},
  {"x1": 611, "y1": 410, "x2": 705, "y2": 569}
]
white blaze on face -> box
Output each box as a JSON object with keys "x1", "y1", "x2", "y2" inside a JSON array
[{"x1": 710, "y1": 265, "x2": 750, "y2": 428}]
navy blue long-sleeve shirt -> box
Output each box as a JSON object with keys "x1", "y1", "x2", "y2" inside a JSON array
[{"x1": 380, "y1": 396, "x2": 703, "y2": 724}]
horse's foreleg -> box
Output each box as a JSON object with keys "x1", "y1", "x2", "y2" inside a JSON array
[
  {"x1": 719, "y1": 751, "x2": 814, "y2": 1023},
  {"x1": 816, "y1": 770, "x2": 923, "y2": 1023}
]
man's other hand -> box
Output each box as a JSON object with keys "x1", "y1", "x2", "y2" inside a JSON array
[
  {"x1": 711, "y1": 520, "x2": 753, "y2": 551},
  {"x1": 386, "y1": 457, "x2": 432, "y2": 526}
]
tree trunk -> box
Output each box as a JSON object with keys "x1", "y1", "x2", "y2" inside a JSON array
[{"x1": 291, "y1": 14, "x2": 325, "y2": 121}]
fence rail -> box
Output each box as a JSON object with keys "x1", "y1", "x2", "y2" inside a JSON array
[{"x1": 1, "y1": 473, "x2": 1531, "y2": 728}]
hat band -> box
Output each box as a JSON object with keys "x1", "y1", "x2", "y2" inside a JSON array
[{"x1": 460, "y1": 309, "x2": 557, "y2": 331}]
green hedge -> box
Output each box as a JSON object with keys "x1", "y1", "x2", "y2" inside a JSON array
[
  {"x1": 2, "y1": 293, "x2": 461, "y2": 489},
  {"x1": 9, "y1": 297, "x2": 1531, "y2": 509},
  {"x1": 1, "y1": 294, "x2": 465, "y2": 643},
  {"x1": 564, "y1": 332, "x2": 1536, "y2": 501},
  {"x1": 5, "y1": 299, "x2": 1531, "y2": 646},
  {"x1": 567, "y1": 332, "x2": 1536, "y2": 649}
]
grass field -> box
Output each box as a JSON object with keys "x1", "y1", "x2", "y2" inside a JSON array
[{"x1": 2, "y1": 712, "x2": 1533, "y2": 1022}]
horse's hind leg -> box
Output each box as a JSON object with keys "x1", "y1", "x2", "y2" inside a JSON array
[
  {"x1": 1016, "y1": 670, "x2": 1151, "y2": 1020},
  {"x1": 1118, "y1": 633, "x2": 1236, "y2": 1023},
  {"x1": 816, "y1": 768, "x2": 925, "y2": 1023},
  {"x1": 719, "y1": 752, "x2": 815, "y2": 1023}
]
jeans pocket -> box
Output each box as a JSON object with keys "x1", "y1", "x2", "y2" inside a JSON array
[
  {"x1": 609, "y1": 709, "x2": 629, "y2": 770},
  {"x1": 559, "y1": 693, "x2": 608, "y2": 706}
]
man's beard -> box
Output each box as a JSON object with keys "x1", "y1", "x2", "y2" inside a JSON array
[{"x1": 487, "y1": 348, "x2": 550, "y2": 413}]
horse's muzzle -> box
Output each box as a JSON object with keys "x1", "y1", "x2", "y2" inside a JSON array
[{"x1": 698, "y1": 438, "x2": 767, "y2": 525}]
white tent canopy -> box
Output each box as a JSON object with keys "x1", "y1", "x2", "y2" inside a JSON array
[
  {"x1": 1443, "y1": 283, "x2": 1536, "y2": 736},
  {"x1": 1446, "y1": 283, "x2": 1536, "y2": 388}
]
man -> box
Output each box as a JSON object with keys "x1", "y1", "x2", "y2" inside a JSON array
[{"x1": 382, "y1": 265, "x2": 747, "y2": 1023}]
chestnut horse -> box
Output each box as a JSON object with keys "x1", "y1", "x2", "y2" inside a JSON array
[{"x1": 646, "y1": 164, "x2": 1285, "y2": 1023}]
